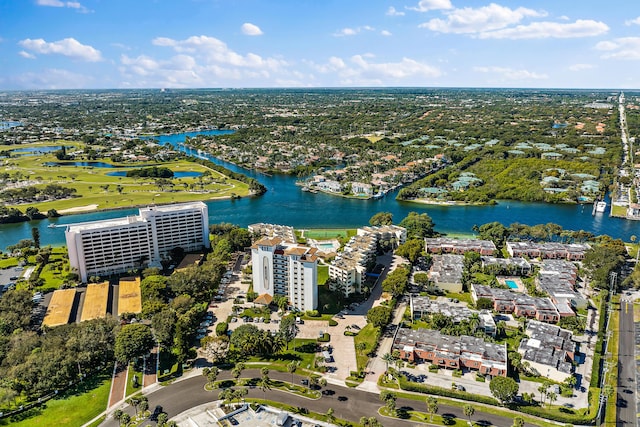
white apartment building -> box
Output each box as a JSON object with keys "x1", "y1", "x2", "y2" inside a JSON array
[
  {"x1": 251, "y1": 237, "x2": 318, "y2": 311},
  {"x1": 329, "y1": 225, "x2": 407, "y2": 297},
  {"x1": 66, "y1": 202, "x2": 210, "y2": 282}
]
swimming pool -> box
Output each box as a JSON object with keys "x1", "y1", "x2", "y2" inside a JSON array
[
  {"x1": 505, "y1": 280, "x2": 518, "y2": 289},
  {"x1": 317, "y1": 243, "x2": 336, "y2": 251}
]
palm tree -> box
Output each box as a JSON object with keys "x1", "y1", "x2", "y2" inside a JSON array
[
  {"x1": 426, "y1": 396, "x2": 438, "y2": 422},
  {"x1": 512, "y1": 416, "x2": 525, "y2": 427},
  {"x1": 381, "y1": 352, "x2": 394, "y2": 372},
  {"x1": 139, "y1": 400, "x2": 149, "y2": 414},
  {"x1": 547, "y1": 391, "x2": 557, "y2": 408},
  {"x1": 113, "y1": 409, "x2": 123, "y2": 424},
  {"x1": 463, "y1": 404, "x2": 474, "y2": 423},
  {"x1": 119, "y1": 413, "x2": 131, "y2": 426},
  {"x1": 126, "y1": 396, "x2": 140, "y2": 416},
  {"x1": 207, "y1": 367, "x2": 219, "y2": 387},
  {"x1": 258, "y1": 369, "x2": 271, "y2": 395},
  {"x1": 287, "y1": 361, "x2": 300, "y2": 384},
  {"x1": 326, "y1": 408, "x2": 336, "y2": 424}
]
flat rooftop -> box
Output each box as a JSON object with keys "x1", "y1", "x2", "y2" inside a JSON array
[
  {"x1": 118, "y1": 277, "x2": 142, "y2": 316},
  {"x1": 42, "y1": 288, "x2": 76, "y2": 327},
  {"x1": 80, "y1": 282, "x2": 109, "y2": 322}
]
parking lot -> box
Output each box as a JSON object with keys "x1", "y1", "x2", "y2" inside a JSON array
[{"x1": 0, "y1": 265, "x2": 24, "y2": 294}]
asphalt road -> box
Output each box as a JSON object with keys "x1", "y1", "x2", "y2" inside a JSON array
[
  {"x1": 616, "y1": 301, "x2": 638, "y2": 427},
  {"x1": 99, "y1": 369, "x2": 538, "y2": 427}
]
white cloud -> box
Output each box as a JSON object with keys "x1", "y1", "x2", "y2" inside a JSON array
[
  {"x1": 18, "y1": 37, "x2": 102, "y2": 61},
  {"x1": 241, "y1": 23, "x2": 263, "y2": 36},
  {"x1": 386, "y1": 6, "x2": 405, "y2": 16},
  {"x1": 420, "y1": 3, "x2": 545, "y2": 34},
  {"x1": 408, "y1": 0, "x2": 453, "y2": 12},
  {"x1": 569, "y1": 63, "x2": 595, "y2": 71},
  {"x1": 595, "y1": 37, "x2": 640, "y2": 60},
  {"x1": 625, "y1": 17, "x2": 640, "y2": 26},
  {"x1": 36, "y1": 0, "x2": 88, "y2": 12},
  {"x1": 310, "y1": 54, "x2": 442, "y2": 85},
  {"x1": 479, "y1": 19, "x2": 608, "y2": 39},
  {"x1": 333, "y1": 26, "x2": 375, "y2": 37},
  {"x1": 151, "y1": 35, "x2": 286, "y2": 70},
  {"x1": 381, "y1": 30, "x2": 392, "y2": 36},
  {"x1": 19, "y1": 51, "x2": 36, "y2": 59},
  {"x1": 474, "y1": 66, "x2": 548, "y2": 81}
]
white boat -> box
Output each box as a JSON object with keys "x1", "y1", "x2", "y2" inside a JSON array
[
  {"x1": 595, "y1": 201, "x2": 607, "y2": 213},
  {"x1": 47, "y1": 224, "x2": 57, "y2": 228}
]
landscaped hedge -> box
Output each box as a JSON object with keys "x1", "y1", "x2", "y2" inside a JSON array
[
  {"x1": 398, "y1": 376, "x2": 498, "y2": 406},
  {"x1": 328, "y1": 319, "x2": 338, "y2": 326},
  {"x1": 507, "y1": 403, "x2": 594, "y2": 425}
]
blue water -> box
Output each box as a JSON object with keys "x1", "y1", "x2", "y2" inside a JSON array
[
  {"x1": 11, "y1": 146, "x2": 63, "y2": 155},
  {"x1": 2, "y1": 129, "x2": 640, "y2": 250},
  {"x1": 505, "y1": 280, "x2": 518, "y2": 289},
  {"x1": 44, "y1": 161, "x2": 137, "y2": 168},
  {"x1": 106, "y1": 171, "x2": 202, "y2": 178},
  {"x1": 0, "y1": 121, "x2": 22, "y2": 130}
]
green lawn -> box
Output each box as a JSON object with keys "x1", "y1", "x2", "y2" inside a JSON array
[
  {"x1": 302, "y1": 229, "x2": 356, "y2": 239},
  {"x1": 353, "y1": 323, "x2": 379, "y2": 371},
  {"x1": 1, "y1": 143, "x2": 251, "y2": 213},
  {"x1": 0, "y1": 372, "x2": 111, "y2": 427},
  {"x1": 444, "y1": 291, "x2": 473, "y2": 306},
  {"x1": 0, "y1": 257, "x2": 19, "y2": 269},
  {"x1": 125, "y1": 364, "x2": 143, "y2": 398},
  {"x1": 317, "y1": 265, "x2": 329, "y2": 285}
]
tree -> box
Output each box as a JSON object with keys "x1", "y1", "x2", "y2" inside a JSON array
[
  {"x1": 25, "y1": 206, "x2": 40, "y2": 220},
  {"x1": 126, "y1": 395, "x2": 141, "y2": 416},
  {"x1": 287, "y1": 361, "x2": 300, "y2": 383},
  {"x1": 157, "y1": 412, "x2": 168, "y2": 425},
  {"x1": 425, "y1": 396, "x2": 438, "y2": 422},
  {"x1": 151, "y1": 309, "x2": 176, "y2": 349},
  {"x1": 31, "y1": 227, "x2": 40, "y2": 249},
  {"x1": 489, "y1": 376, "x2": 519, "y2": 405},
  {"x1": 537, "y1": 381, "x2": 550, "y2": 406},
  {"x1": 476, "y1": 222, "x2": 509, "y2": 248},
  {"x1": 114, "y1": 324, "x2": 155, "y2": 363},
  {"x1": 366, "y1": 306, "x2": 392, "y2": 328},
  {"x1": 381, "y1": 352, "x2": 395, "y2": 372},
  {"x1": 547, "y1": 391, "x2": 557, "y2": 408},
  {"x1": 326, "y1": 407, "x2": 336, "y2": 423},
  {"x1": 232, "y1": 362, "x2": 244, "y2": 381},
  {"x1": 512, "y1": 416, "x2": 525, "y2": 427},
  {"x1": 230, "y1": 324, "x2": 263, "y2": 355},
  {"x1": 413, "y1": 272, "x2": 430, "y2": 288},
  {"x1": 258, "y1": 368, "x2": 271, "y2": 394},
  {"x1": 476, "y1": 297, "x2": 493, "y2": 310},
  {"x1": 119, "y1": 413, "x2": 131, "y2": 426},
  {"x1": 201, "y1": 336, "x2": 230, "y2": 363},
  {"x1": 279, "y1": 315, "x2": 299, "y2": 349},
  {"x1": 395, "y1": 238, "x2": 424, "y2": 263},
  {"x1": 369, "y1": 212, "x2": 393, "y2": 226},
  {"x1": 206, "y1": 367, "x2": 219, "y2": 387},
  {"x1": 215, "y1": 322, "x2": 228, "y2": 337},
  {"x1": 463, "y1": 404, "x2": 475, "y2": 423},
  {"x1": 381, "y1": 266, "x2": 410, "y2": 297},
  {"x1": 399, "y1": 212, "x2": 436, "y2": 238},
  {"x1": 139, "y1": 399, "x2": 149, "y2": 414}
]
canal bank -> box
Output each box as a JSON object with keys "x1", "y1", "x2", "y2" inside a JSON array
[{"x1": 1, "y1": 130, "x2": 639, "y2": 250}]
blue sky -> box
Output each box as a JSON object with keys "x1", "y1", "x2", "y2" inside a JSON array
[{"x1": 0, "y1": 0, "x2": 638, "y2": 89}]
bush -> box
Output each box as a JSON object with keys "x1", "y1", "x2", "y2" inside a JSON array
[
  {"x1": 508, "y1": 403, "x2": 594, "y2": 424},
  {"x1": 317, "y1": 333, "x2": 330, "y2": 342},
  {"x1": 215, "y1": 322, "x2": 228, "y2": 337},
  {"x1": 306, "y1": 310, "x2": 320, "y2": 317},
  {"x1": 328, "y1": 319, "x2": 338, "y2": 326},
  {"x1": 399, "y1": 376, "x2": 498, "y2": 405}
]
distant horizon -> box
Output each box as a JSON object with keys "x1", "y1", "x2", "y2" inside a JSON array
[
  {"x1": 2, "y1": 1, "x2": 638, "y2": 90},
  {"x1": 0, "y1": 86, "x2": 636, "y2": 92}
]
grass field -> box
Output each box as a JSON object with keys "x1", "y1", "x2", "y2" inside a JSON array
[
  {"x1": 317, "y1": 265, "x2": 329, "y2": 285},
  {"x1": 0, "y1": 372, "x2": 111, "y2": 427},
  {"x1": 1, "y1": 141, "x2": 251, "y2": 213},
  {"x1": 354, "y1": 323, "x2": 379, "y2": 371},
  {"x1": 302, "y1": 228, "x2": 356, "y2": 240}
]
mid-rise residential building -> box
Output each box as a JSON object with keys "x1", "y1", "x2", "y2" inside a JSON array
[
  {"x1": 248, "y1": 223, "x2": 296, "y2": 243},
  {"x1": 538, "y1": 260, "x2": 587, "y2": 313},
  {"x1": 251, "y1": 236, "x2": 318, "y2": 311},
  {"x1": 425, "y1": 237, "x2": 496, "y2": 255},
  {"x1": 393, "y1": 328, "x2": 508, "y2": 377},
  {"x1": 518, "y1": 320, "x2": 577, "y2": 382},
  {"x1": 329, "y1": 225, "x2": 406, "y2": 297},
  {"x1": 66, "y1": 202, "x2": 210, "y2": 282}
]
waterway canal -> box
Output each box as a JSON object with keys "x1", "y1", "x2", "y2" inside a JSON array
[{"x1": 1, "y1": 130, "x2": 638, "y2": 250}]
